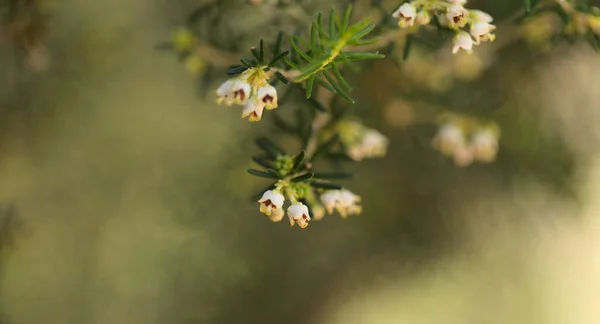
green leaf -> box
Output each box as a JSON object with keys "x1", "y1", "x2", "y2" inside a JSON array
[
  {"x1": 259, "y1": 39, "x2": 265, "y2": 65},
  {"x1": 313, "y1": 172, "x2": 354, "y2": 179},
  {"x1": 275, "y1": 71, "x2": 289, "y2": 84},
  {"x1": 524, "y1": 0, "x2": 531, "y2": 12},
  {"x1": 240, "y1": 57, "x2": 257, "y2": 67},
  {"x1": 292, "y1": 150, "x2": 306, "y2": 171},
  {"x1": 331, "y1": 64, "x2": 351, "y2": 92},
  {"x1": 252, "y1": 156, "x2": 274, "y2": 169},
  {"x1": 340, "y1": 51, "x2": 385, "y2": 61},
  {"x1": 248, "y1": 169, "x2": 279, "y2": 179},
  {"x1": 274, "y1": 30, "x2": 284, "y2": 55},
  {"x1": 349, "y1": 23, "x2": 375, "y2": 41},
  {"x1": 329, "y1": 7, "x2": 337, "y2": 37},
  {"x1": 290, "y1": 36, "x2": 313, "y2": 62},
  {"x1": 315, "y1": 77, "x2": 336, "y2": 92},
  {"x1": 283, "y1": 57, "x2": 300, "y2": 69},
  {"x1": 305, "y1": 75, "x2": 316, "y2": 99},
  {"x1": 310, "y1": 181, "x2": 343, "y2": 190},
  {"x1": 347, "y1": 37, "x2": 380, "y2": 46},
  {"x1": 323, "y1": 70, "x2": 355, "y2": 103},
  {"x1": 403, "y1": 34, "x2": 413, "y2": 61},
  {"x1": 227, "y1": 65, "x2": 249, "y2": 75},
  {"x1": 341, "y1": 4, "x2": 353, "y2": 33},
  {"x1": 292, "y1": 172, "x2": 314, "y2": 183},
  {"x1": 255, "y1": 137, "x2": 285, "y2": 158},
  {"x1": 268, "y1": 51, "x2": 290, "y2": 67},
  {"x1": 310, "y1": 21, "x2": 321, "y2": 52},
  {"x1": 294, "y1": 59, "x2": 326, "y2": 81}
]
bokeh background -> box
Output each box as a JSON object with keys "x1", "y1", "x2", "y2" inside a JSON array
[{"x1": 0, "y1": 0, "x2": 599, "y2": 323}]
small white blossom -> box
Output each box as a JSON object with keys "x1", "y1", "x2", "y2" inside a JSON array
[
  {"x1": 230, "y1": 80, "x2": 251, "y2": 105},
  {"x1": 469, "y1": 9, "x2": 493, "y2": 23},
  {"x1": 470, "y1": 21, "x2": 496, "y2": 44},
  {"x1": 416, "y1": 10, "x2": 431, "y2": 26},
  {"x1": 447, "y1": 4, "x2": 469, "y2": 29},
  {"x1": 447, "y1": 0, "x2": 467, "y2": 4},
  {"x1": 287, "y1": 203, "x2": 311, "y2": 228},
  {"x1": 268, "y1": 209, "x2": 285, "y2": 222},
  {"x1": 241, "y1": 99, "x2": 265, "y2": 122},
  {"x1": 433, "y1": 122, "x2": 465, "y2": 155},
  {"x1": 258, "y1": 190, "x2": 285, "y2": 217},
  {"x1": 393, "y1": 3, "x2": 417, "y2": 28},
  {"x1": 257, "y1": 85, "x2": 278, "y2": 110},
  {"x1": 346, "y1": 128, "x2": 389, "y2": 161},
  {"x1": 471, "y1": 129, "x2": 499, "y2": 163},
  {"x1": 453, "y1": 143, "x2": 474, "y2": 167},
  {"x1": 320, "y1": 190, "x2": 362, "y2": 219},
  {"x1": 320, "y1": 190, "x2": 341, "y2": 214},
  {"x1": 336, "y1": 189, "x2": 362, "y2": 219},
  {"x1": 216, "y1": 80, "x2": 235, "y2": 105},
  {"x1": 452, "y1": 31, "x2": 474, "y2": 54},
  {"x1": 312, "y1": 204, "x2": 326, "y2": 221}
]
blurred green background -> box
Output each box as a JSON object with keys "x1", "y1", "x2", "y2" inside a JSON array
[{"x1": 0, "y1": 0, "x2": 599, "y2": 323}]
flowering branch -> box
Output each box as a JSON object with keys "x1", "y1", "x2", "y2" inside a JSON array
[{"x1": 168, "y1": 0, "x2": 600, "y2": 228}]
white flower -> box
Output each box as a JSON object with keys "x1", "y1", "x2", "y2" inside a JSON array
[
  {"x1": 471, "y1": 129, "x2": 499, "y2": 163},
  {"x1": 361, "y1": 129, "x2": 389, "y2": 158},
  {"x1": 258, "y1": 190, "x2": 285, "y2": 217},
  {"x1": 216, "y1": 80, "x2": 234, "y2": 105},
  {"x1": 452, "y1": 31, "x2": 474, "y2": 54},
  {"x1": 241, "y1": 99, "x2": 266, "y2": 122},
  {"x1": 446, "y1": 4, "x2": 469, "y2": 29},
  {"x1": 320, "y1": 190, "x2": 341, "y2": 214},
  {"x1": 320, "y1": 190, "x2": 362, "y2": 219},
  {"x1": 336, "y1": 189, "x2": 362, "y2": 219},
  {"x1": 470, "y1": 21, "x2": 496, "y2": 44},
  {"x1": 230, "y1": 80, "x2": 251, "y2": 105},
  {"x1": 345, "y1": 128, "x2": 389, "y2": 161},
  {"x1": 393, "y1": 3, "x2": 417, "y2": 28},
  {"x1": 447, "y1": 0, "x2": 467, "y2": 4},
  {"x1": 433, "y1": 123, "x2": 465, "y2": 156},
  {"x1": 469, "y1": 9, "x2": 493, "y2": 23},
  {"x1": 416, "y1": 10, "x2": 431, "y2": 26},
  {"x1": 287, "y1": 203, "x2": 311, "y2": 228},
  {"x1": 452, "y1": 143, "x2": 474, "y2": 167},
  {"x1": 268, "y1": 209, "x2": 285, "y2": 222},
  {"x1": 311, "y1": 204, "x2": 326, "y2": 221},
  {"x1": 257, "y1": 85, "x2": 278, "y2": 110}
]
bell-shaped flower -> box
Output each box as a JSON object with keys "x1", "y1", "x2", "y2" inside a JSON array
[
  {"x1": 471, "y1": 129, "x2": 499, "y2": 163},
  {"x1": 392, "y1": 3, "x2": 417, "y2": 28},
  {"x1": 416, "y1": 10, "x2": 431, "y2": 26},
  {"x1": 258, "y1": 190, "x2": 285, "y2": 217},
  {"x1": 360, "y1": 129, "x2": 389, "y2": 158},
  {"x1": 230, "y1": 80, "x2": 251, "y2": 105},
  {"x1": 446, "y1": 4, "x2": 469, "y2": 29},
  {"x1": 241, "y1": 99, "x2": 266, "y2": 122},
  {"x1": 452, "y1": 31, "x2": 474, "y2": 54},
  {"x1": 320, "y1": 190, "x2": 341, "y2": 214},
  {"x1": 216, "y1": 80, "x2": 235, "y2": 105},
  {"x1": 470, "y1": 21, "x2": 496, "y2": 44},
  {"x1": 335, "y1": 189, "x2": 362, "y2": 219},
  {"x1": 257, "y1": 85, "x2": 278, "y2": 110},
  {"x1": 267, "y1": 208, "x2": 285, "y2": 223},
  {"x1": 287, "y1": 203, "x2": 311, "y2": 228},
  {"x1": 469, "y1": 9, "x2": 493, "y2": 23},
  {"x1": 311, "y1": 204, "x2": 326, "y2": 221},
  {"x1": 433, "y1": 122, "x2": 465, "y2": 156}
]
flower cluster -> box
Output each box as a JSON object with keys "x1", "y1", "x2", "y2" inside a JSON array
[
  {"x1": 334, "y1": 119, "x2": 390, "y2": 161},
  {"x1": 216, "y1": 67, "x2": 278, "y2": 122},
  {"x1": 258, "y1": 182, "x2": 362, "y2": 229},
  {"x1": 432, "y1": 120, "x2": 500, "y2": 167},
  {"x1": 392, "y1": 0, "x2": 496, "y2": 54}
]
